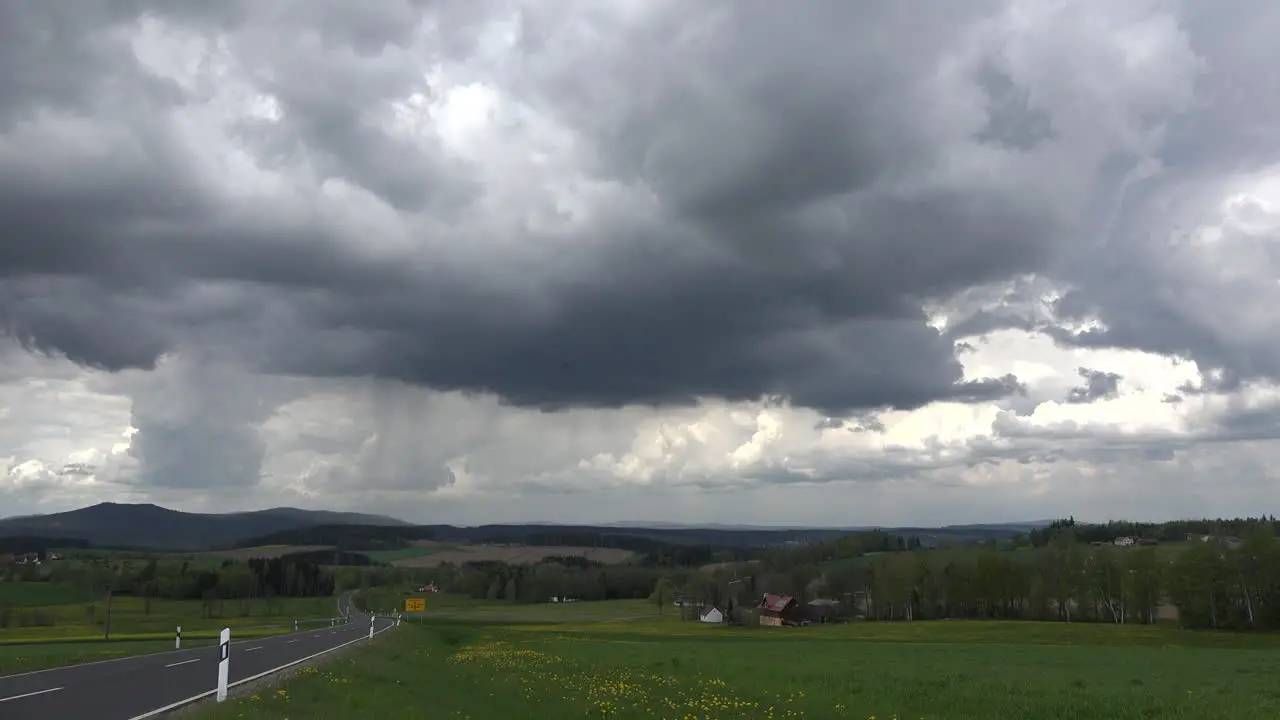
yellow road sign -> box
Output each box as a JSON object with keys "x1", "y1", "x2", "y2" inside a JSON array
[{"x1": 405, "y1": 598, "x2": 426, "y2": 612}]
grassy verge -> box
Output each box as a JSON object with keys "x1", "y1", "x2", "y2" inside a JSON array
[
  {"x1": 180, "y1": 610, "x2": 1280, "y2": 719},
  {"x1": 0, "y1": 638, "x2": 218, "y2": 675},
  {"x1": 0, "y1": 625, "x2": 295, "y2": 647},
  {"x1": 0, "y1": 595, "x2": 341, "y2": 642},
  {"x1": 368, "y1": 589, "x2": 655, "y2": 622}
]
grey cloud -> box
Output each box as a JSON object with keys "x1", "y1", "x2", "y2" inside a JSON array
[
  {"x1": 973, "y1": 62, "x2": 1055, "y2": 151},
  {"x1": 0, "y1": 0, "x2": 1250, "y2": 420},
  {"x1": 1065, "y1": 367, "x2": 1123, "y2": 404},
  {"x1": 1041, "y1": 3, "x2": 1280, "y2": 389},
  {"x1": 122, "y1": 356, "x2": 289, "y2": 489}
]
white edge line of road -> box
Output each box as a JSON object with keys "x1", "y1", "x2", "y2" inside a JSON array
[
  {"x1": 0, "y1": 615, "x2": 358, "y2": 682},
  {"x1": 0, "y1": 686, "x2": 64, "y2": 703},
  {"x1": 124, "y1": 619, "x2": 394, "y2": 720}
]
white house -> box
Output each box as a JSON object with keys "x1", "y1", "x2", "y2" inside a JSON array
[{"x1": 699, "y1": 607, "x2": 724, "y2": 624}]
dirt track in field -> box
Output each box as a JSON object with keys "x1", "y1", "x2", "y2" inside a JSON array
[{"x1": 390, "y1": 544, "x2": 634, "y2": 567}]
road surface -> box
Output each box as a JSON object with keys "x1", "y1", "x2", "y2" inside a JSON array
[{"x1": 0, "y1": 593, "x2": 394, "y2": 719}]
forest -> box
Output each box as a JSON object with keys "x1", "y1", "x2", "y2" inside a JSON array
[
  {"x1": 420, "y1": 521, "x2": 1280, "y2": 632},
  {"x1": 23, "y1": 554, "x2": 338, "y2": 606},
  {"x1": 1027, "y1": 516, "x2": 1280, "y2": 547}
]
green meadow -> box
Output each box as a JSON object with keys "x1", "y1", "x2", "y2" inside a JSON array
[
  {"x1": 362, "y1": 545, "x2": 454, "y2": 564},
  {"x1": 0, "y1": 581, "x2": 344, "y2": 674},
  {"x1": 186, "y1": 598, "x2": 1280, "y2": 720}
]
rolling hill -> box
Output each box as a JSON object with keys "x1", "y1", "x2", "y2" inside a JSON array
[
  {"x1": 0, "y1": 501, "x2": 1048, "y2": 555},
  {"x1": 0, "y1": 502, "x2": 408, "y2": 551}
]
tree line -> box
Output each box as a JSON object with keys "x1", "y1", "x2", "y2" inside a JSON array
[
  {"x1": 387, "y1": 530, "x2": 931, "y2": 606},
  {"x1": 1028, "y1": 516, "x2": 1279, "y2": 547},
  {"x1": 683, "y1": 526, "x2": 1280, "y2": 631},
  {"x1": 34, "y1": 554, "x2": 337, "y2": 606}
]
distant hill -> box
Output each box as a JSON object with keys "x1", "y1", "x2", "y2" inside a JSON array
[
  {"x1": 0, "y1": 502, "x2": 408, "y2": 552},
  {"x1": 237, "y1": 520, "x2": 1047, "y2": 554},
  {"x1": 0, "y1": 502, "x2": 1049, "y2": 554},
  {"x1": 600, "y1": 520, "x2": 1053, "y2": 534}
]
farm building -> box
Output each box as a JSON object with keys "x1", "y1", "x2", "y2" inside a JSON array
[
  {"x1": 758, "y1": 594, "x2": 800, "y2": 627},
  {"x1": 700, "y1": 607, "x2": 724, "y2": 624}
]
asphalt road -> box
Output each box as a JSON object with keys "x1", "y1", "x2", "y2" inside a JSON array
[{"x1": 0, "y1": 593, "x2": 395, "y2": 719}]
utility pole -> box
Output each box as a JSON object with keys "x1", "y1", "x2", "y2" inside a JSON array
[
  {"x1": 103, "y1": 562, "x2": 123, "y2": 640},
  {"x1": 104, "y1": 582, "x2": 114, "y2": 640}
]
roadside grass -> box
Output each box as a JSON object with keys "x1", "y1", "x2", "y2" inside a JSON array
[
  {"x1": 185, "y1": 625, "x2": 582, "y2": 720},
  {"x1": 0, "y1": 638, "x2": 220, "y2": 675},
  {"x1": 0, "y1": 595, "x2": 341, "y2": 642},
  {"x1": 380, "y1": 592, "x2": 656, "y2": 624},
  {"x1": 538, "y1": 616, "x2": 1280, "y2": 649},
  {"x1": 423, "y1": 598, "x2": 653, "y2": 622},
  {"x1": 181, "y1": 608, "x2": 1280, "y2": 719},
  {"x1": 358, "y1": 588, "x2": 498, "y2": 614},
  {"x1": 0, "y1": 626, "x2": 293, "y2": 647}
]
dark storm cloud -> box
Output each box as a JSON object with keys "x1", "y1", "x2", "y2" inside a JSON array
[
  {"x1": 0, "y1": 1, "x2": 1228, "y2": 417},
  {"x1": 1065, "y1": 368, "x2": 1123, "y2": 405}
]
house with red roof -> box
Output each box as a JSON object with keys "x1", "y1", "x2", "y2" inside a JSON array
[{"x1": 758, "y1": 593, "x2": 799, "y2": 627}]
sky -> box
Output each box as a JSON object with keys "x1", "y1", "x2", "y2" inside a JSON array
[{"x1": 3, "y1": 0, "x2": 1280, "y2": 527}]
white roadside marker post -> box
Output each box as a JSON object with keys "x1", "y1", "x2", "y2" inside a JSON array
[
  {"x1": 294, "y1": 619, "x2": 299, "y2": 632},
  {"x1": 368, "y1": 614, "x2": 374, "y2": 640},
  {"x1": 216, "y1": 628, "x2": 231, "y2": 703},
  {"x1": 175, "y1": 625, "x2": 181, "y2": 650}
]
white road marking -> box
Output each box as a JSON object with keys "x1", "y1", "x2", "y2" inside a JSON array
[
  {"x1": 0, "y1": 687, "x2": 64, "y2": 703},
  {"x1": 286, "y1": 639, "x2": 299, "y2": 644},
  {"x1": 126, "y1": 622, "x2": 394, "y2": 720},
  {"x1": 245, "y1": 647, "x2": 262, "y2": 652},
  {"x1": 2, "y1": 595, "x2": 354, "y2": 683},
  {"x1": 164, "y1": 659, "x2": 200, "y2": 668}
]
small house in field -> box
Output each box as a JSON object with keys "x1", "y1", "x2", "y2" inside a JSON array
[
  {"x1": 758, "y1": 594, "x2": 799, "y2": 627},
  {"x1": 700, "y1": 607, "x2": 724, "y2": 624}
]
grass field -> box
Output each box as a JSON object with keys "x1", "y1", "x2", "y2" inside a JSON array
[
  {"x1": 363, "y1": 545, "x2": 453, "y2": 563},
  {"x1": 203, "y1": 545, "x2": 337, "y2": 560},
  {"x1": 184, "y1": 597, "x2": 1280, "y2": 719},
  {"x1": 0, "y1": 592, "x2": 341, "y2": 642},
  {"x1": 388, "y1": 544, "x2": 635, "y2": 568},
  {"x1": 0, "y1": 591, "x2": 346, "y2": 673},
  {"x1": 0, "y1": 581, "x2": 99, "y2": 607}
]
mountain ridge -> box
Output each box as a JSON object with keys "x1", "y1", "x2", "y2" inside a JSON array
[
  {"x1": 0, "y1": 502, "x2": 409, "y2": 551},
  {"x1": 0, "y1": 502, "x2": 1053, "y2": 552}
]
